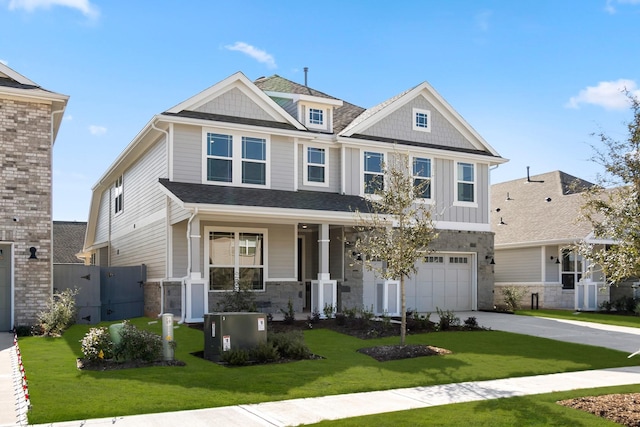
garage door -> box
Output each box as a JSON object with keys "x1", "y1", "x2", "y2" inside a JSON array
[{"x1": 407, "y1": 254, "x2": 473, "y2": 312}]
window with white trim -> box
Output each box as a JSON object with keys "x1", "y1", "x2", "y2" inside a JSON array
[
  {"x1": 413, "y1": 108, "x2": 432, "y2": 132},
  {"x1": 309, "y1": 108, "x2": 324, "y2": 125},
  {"x1": 364, "y1": 151, "x2": 384, "y2": 194},
  {"x1": 303, "y1": 145, "x2": 328, "y2": 186},
  {"x1": 455, "y1": 162, "x2": 475, "y2": 204},
  {"x1": 207, "y1": 229, "x2": 265, "y2": 292},
  {"x1": 412, "y1": 157, "x2": 432, "y2": 199},
  {"x1": 561, "y1": 249, "x2": 583, "y2": 290},
  {"x1": 204, "y1": 131, "x2": 269, "y2": 187},
  {"x1": 114, "y1": 175, "x2": 123, "y2": 215}
]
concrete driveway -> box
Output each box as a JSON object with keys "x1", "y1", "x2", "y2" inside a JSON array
[{"x1": 453, "y1": 311, "x2": 640, "y2": 354}]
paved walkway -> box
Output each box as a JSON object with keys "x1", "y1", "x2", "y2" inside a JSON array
[{"x1": 2, "y1": 312, "x2": 640, "y2": 426}]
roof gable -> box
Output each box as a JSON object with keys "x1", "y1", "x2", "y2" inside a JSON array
[
  {"x1": 166, "y1": 71, "x2": 305, "y2": 130},
  {"x1": 340, "y1": 81, "x2": 500, "y2": 156},
  {"x1": 0, "y1": 62, "x2": 38, "y2": 87}
]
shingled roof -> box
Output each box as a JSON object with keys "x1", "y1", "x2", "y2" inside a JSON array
[
  {"x1": 53, "y1": 221, "x2": 87, "y2": 264},
  {"x1": 254, "y1": 74, "x2": 366, "y2": 134},
  {"x1": 159, "y1": 179, "x2": 372, "y2": 213},
  {"x1": 490, "y1": 171, "x2": 597, "y2": 247}
]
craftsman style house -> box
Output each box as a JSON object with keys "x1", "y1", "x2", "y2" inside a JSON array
[
  {"x1": 0, "y1": 63, "x2": 68, "y2": 330},
  {"x1": 81, "y1": 71, "x2": 506, "y2": 322},
  {"x1": 491, "y1": 170, "x2": 611, "y2": 310}
]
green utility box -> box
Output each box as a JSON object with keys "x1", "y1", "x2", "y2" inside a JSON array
[{"x1": 204, "y1": 312, "x2": 268, "y2": 362}]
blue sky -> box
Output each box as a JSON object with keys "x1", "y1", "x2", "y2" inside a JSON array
[{"x1": 2, "y1": 0, "x2": 640, "y2": 221}]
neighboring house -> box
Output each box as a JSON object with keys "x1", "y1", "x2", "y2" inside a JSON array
[
  {"x1": 0, "y1": 63, "x2": 69, "y2": 330},
  {"x1": 80, "y1": 71, "x2": 506, "y2": 322},
  {"x1": 490, "y1": 170, "x2": 611, "y2": 310},
  {"x1": 53, "y1": 221, "x2": 87, "y2": 264}
]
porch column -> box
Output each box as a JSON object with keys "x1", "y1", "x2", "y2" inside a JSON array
[
  {"x1": 190, "y1": 216, "x2": 201, "y2": 279},
  {"x1": 318, "y1": 223, "x2": 330, "y2": 280}
]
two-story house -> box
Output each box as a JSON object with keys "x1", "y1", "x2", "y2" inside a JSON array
[
  {"x1": 0, "y1": 63, "x2": 68, "y2": 330},
  {"x1": 80, "y1": 71, "x2": 506, "y2": 322}
]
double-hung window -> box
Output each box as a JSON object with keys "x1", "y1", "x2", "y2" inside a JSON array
[
  {"x1": 303, "y1": 146, "x2": 328, "y2": 186},
  {"x1": 204, "y1": 130, "x2": 268, "y2": 187},
  {"x1": 364, "y1": 151, "x2": 384, "y2": 194},
  {"x1": 561, "y1": 249, "x2": 583, "y2": 290},
  {"x1": 206, "y1": 133, "x2": 233, "y2": 182},
  {"x1": 412, "y1": 157, "x2": 432, "y2": 199},
  {"x1": 114, "y1": 175, "x2": 123, "y2": 215},
  {"x1": 242, "y1": 137, "x2": 266, "y2": 185},
  {"x1": 455, "y1": 162, "x2": 476, "y2": 205},
  {"x1": 207, "y1": 229, "x2": 265, "y2": 292}
]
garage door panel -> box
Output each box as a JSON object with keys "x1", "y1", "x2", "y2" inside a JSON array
[{"x1": 411, "y1": 255, "x2": 473, "y2": 312}]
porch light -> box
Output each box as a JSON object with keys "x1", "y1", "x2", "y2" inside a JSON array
[
  {"x1": 485, "y1": 255, "x2": 495, "y2": 265},
  {"x1": 550, "y1": 256, "x2": 561, "y2": 264}
]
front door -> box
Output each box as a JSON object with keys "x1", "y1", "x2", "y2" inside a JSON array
[{"x1": 0, "y1": 245, "x2": 12, "y2": 331}]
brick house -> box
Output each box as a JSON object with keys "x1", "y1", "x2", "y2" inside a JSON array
[{"x1": 0, "y1": 63, "x2": 69, "y2": 330}]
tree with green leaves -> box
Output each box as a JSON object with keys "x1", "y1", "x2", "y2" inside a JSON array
[
  {"x1": 578, "y1": 93, "x2": 640, "y2": 285},
  {"x1": 353, "y1": 152, "x2": 438, "y2": 345}
]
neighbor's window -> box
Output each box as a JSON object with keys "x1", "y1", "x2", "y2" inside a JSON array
[
  {"x1": 304, "y1": 146, "x2": 327, "y2": 186},
  {"x1": 364, "y1": 151, "x2": 384, "y2": 194},
  {"x1": 456, "y1": 162, "x2": 475, "y2": 204},
  {"x1": 561, "y1": 249, "x2": 583, "y2": 290},
  {"x1": 208, "y1": 230, "x2": 265, "y2": 292},
  {"x1": 412, "y1": 157, "x2": 432, "y2": 199},
  {"x1": 413, "y1": 108, "x2": 432, "y2": 132},
  {"x1": 114, "y1": 175, "x2": 123, "y2": 215}
]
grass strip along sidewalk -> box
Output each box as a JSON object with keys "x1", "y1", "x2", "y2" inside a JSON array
[{"x1": 18, "y1": 317, "x2": 638, "y2": 424}]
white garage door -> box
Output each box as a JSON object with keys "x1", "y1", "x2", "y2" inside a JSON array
[{"x1": 407, "y1": 254, "x2": 473, "y2": 312}]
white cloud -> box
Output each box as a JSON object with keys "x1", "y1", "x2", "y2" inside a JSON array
[
  {"x1": 88, "y1": 125, "x2": 106, "y2": 135},
  {"x1": 475, "y1": 10, "x2": 492, "y2": 32},
  {"x1": 8, "y1": 0, "x2": 99, "y2": 18},
  {"x1": 224, "y1": 42, "x2": 277, "y2": 69},
  {"x1": 565, "y1": 79, "x2": 640, "y2": 110},
  {"x1": 604, "y1": 0, "x2": 640, "y2": 14}
]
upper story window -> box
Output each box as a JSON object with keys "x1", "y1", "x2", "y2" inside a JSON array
[
  {"x1": 308, "y1": 108, "x2": 324, "y2": 125},
  {"x1": 114, "y1": 175, "x2": 123, "y2": 215},
  {"x1": 204, "y1": 130, "x2": 269, "y2": 187},
  {"x1": 412, "y1": 157, "x2": 432, "y2": 199},
  {"x1": 455, "y1": 162, "x2": 476, "y2": 205},
  {"x1": 364, "y1": 151, "x2": 384, "y2": 194},
  {"x1": 303, "y1": 145, "x2": 328, "y2": 187},
  {"x1": 413, "y1": 108, "x2": 432, "y2": 133}
]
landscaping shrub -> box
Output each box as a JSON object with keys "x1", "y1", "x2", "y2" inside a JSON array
[
  {"x1": 463, "y1": 316, "x2": 479, "y2": 329},
  {"x1": 436, "y1": 308, "x2": 460, "y2": 331},
  {"x1": 250, "y1": 342, "x2": 280, "y2": 363},
  {"x1": 359, "y1": 305, "x2": 375, "y2": 321},
  {"x1": 80, "y1": 327, "x2": 115, "y2": 360},
  {"x1": 280, "y1": 298, "x2": 296, "y2": 324},
  {"x1": 600, "y1": 300, "x2": 613, "y2": 312},
  {"x1": 221, "y1": 348, "x2": 249, "y2": 366},
  {"x1": 114, "y1": 321, "x2": 163, "y2": 362},
  {"x1": 323, "y1": 303, "x2": 335, "y2": 319},
  {"x1": 335, "y1": 312, "x2": 347, "y2": 326},
  {"x1": 216, "y1": 283, "x2": 257, "y2": 312},
  {"x1": 37, "y1": 288, "x2": 78, "y2": 336},
  {"x1": 268, "y1": 331, "x2": 311, "y2": 359},
  {"x1": 501, "y1": 286, "x2": 526, "y2": 312}
]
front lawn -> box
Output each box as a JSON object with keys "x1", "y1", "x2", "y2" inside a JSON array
[
  {"x1": 19, "y1": 317, "x2": 638, "y2": 424},
  {"x1": 518, "y1": 309, "x2": 640, "y2": 328},
  {"x1": 307, "y1": 384, "x2": 640, "y2": 426}
]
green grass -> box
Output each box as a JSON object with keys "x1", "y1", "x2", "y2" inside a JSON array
[
  {"x1": 19, "y1": 318, "x2": 639, "y2": 424},
  {"x1": 307, "y1": 384, "x2": 639, "y2": 426},
  {"x1": 518, "y1": 309, "x2": 640, "y2": 328}
]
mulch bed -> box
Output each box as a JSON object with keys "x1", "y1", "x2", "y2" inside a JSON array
[{"x1": 558, "y1": 394, "x2": 640, "y2": 427}]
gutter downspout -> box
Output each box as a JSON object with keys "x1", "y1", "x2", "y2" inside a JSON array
[
  {"x1": 151, "y1": 121, "x2": 171, "y2": 318},
  {"x1": 179, "y1": 208, "x2": 198, "y2": 324}
]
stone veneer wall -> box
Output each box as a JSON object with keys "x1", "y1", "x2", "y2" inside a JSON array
[
  {"x1": 342, "y1": 228, "x2": 496, "y2": 311},
  {"x1": 0, "y1": 98, "x2": 53, "y2": 326},
  {"x1": 208, "y1": 281, "x2": 304, "y2": 315}
]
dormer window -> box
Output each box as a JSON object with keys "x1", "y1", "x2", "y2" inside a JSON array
[
  {"x1": 308, "y1": 108, "x2": 324, "y2": 126},
  {"x1": 413, "y1": 108, "x2": 432, "y2": 133}
]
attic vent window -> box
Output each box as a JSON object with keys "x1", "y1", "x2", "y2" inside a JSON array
[
  {"x1": 412, "y1": 108, "x2": 432, "y2": 133},
  {"x1": 309, "y1": 108, "x2": 324, "y2": 125}
]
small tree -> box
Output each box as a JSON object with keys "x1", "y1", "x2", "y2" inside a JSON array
[
  {"x1": 353, "y1": 152, "x2": 438, "y2": 345},
  {"x1": 577, "y1": 93, "x2": 640, "y2": 285}
]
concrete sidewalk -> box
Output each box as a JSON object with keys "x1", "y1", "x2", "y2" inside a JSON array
[{"x1": 3, "y1": 311, "x2": 640, "y2": 426}]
